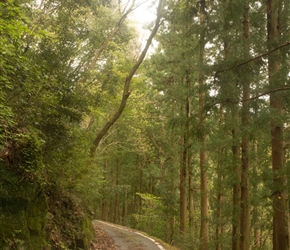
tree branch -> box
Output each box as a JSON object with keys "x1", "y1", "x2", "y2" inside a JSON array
[
  {"x1": 214, "y1": 41, "x2": 290, "y2": 78},
  {"x1": 210, "y1": 87, "x2": 290, "y2": 107},
  {"x1": 90, "y1": 0, "x2": 163, "y2": 157},
  {"x1": 76, "y1": 1, "x2": 155, "y2": 93},
  {"x1": 80, "y1": 1, "x2": 137, "y2": 73}
]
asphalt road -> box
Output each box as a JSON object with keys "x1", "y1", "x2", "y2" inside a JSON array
[{"x1": 92, "y1": 220, "x2": 165, "y2": 250}]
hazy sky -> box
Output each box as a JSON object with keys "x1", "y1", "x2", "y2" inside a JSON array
[
  {"x1": 128, "y1": 0, "x2": 158, "y2": 53},
  {"x1": 131, "y1": 0, "x2": 156, "y2": 29}
]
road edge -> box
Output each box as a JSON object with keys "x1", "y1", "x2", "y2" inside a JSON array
[{"x1": 93, "y1": 220, "x2": 166, "y2": 250}]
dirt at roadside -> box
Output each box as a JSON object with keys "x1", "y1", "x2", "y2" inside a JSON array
[{"x1": 90, "y1": 223, "x2": 117, "y2": 250}]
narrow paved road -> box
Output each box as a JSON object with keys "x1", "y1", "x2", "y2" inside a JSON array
[{"x1": 92, "y1": 220, "x2": 165, "y2": 250}]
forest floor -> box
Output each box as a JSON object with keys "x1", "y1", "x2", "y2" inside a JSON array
[{"x1": 90, "y1": 220, "x2": 180, "y2": 250}]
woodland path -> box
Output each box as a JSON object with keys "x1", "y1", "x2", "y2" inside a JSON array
[{"x1": 91, "y1": 220, "x2": 165, "y2": 250}]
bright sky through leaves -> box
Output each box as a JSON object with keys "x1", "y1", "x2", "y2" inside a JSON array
[{"x1": 127, "y1": 0, "x2": 158, "y2": 52}]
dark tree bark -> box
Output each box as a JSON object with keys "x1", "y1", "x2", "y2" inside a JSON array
[
  {"x1": 231, "y1": 115, "x2": 241, "y2": 250},
  {"x1": 239, "y1": 2, "x2": 251, "y2": 250},
  {"x1": 215, "y1": 142, "x2": 224, "y2": 250},
  {"x1": 179, "y1": 134, "x2": 187, "y2": 233},
  {"x1": 267, "y1": 0, "x2": 290, "y2": 249},
  {"x1": 199, "y1": 1, "x2": 209, "y2": 249}
]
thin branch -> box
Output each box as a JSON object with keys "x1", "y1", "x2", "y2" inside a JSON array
[
  {"x1": 210, "y1": 87, "x2": 290, "y2": 107},
  {"x1": 235, "y1": 87, "x2": 290, "y2": 103},
  {"x1": 214, "y1": 41, "x2": 290, "y2": 78},
  {"x1": 73, "y1": 0, "x2": 140, "y2": 77},
  {"x1": 122, "y1": 0, "x2": 150, "y2": 15},
  {"x1": 100, "y1": 141, "x2": 121, "y2": 154}
]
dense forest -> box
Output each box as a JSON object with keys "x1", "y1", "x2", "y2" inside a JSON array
[{"x1": 0, "y1": 0, "x2": 289, "y2": 249}]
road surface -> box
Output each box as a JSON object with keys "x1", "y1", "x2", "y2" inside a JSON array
[{"x1": 92, "y1": 220, "x2": 165, "y2": 250}]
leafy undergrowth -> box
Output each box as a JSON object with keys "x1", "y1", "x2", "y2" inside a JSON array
[{"x1": 45, "y1": 184, "x2": 94, "y2": 250}]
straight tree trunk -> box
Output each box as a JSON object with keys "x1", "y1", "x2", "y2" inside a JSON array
[
  {"x1": 179, "y1": 134, "x2": 187, "y2": 233},
  {"x1": 220, "y1": 5, "x2": 241, "y2": 246},
  {"x1": 122, "y1": 188, "x2": 127, "y2": 224},
  {"x1": 102, "y1": 159, "x2": 109, "y2": 221},
  {"x1": 169, "y1": 184, "x2": 177, "y2": 243},
  {"x1": 215, "y1": 153, "x2": 223, "y2": 250},
  {"x1": 185, "y1": 71, "x2": 194, "y2": 237},
  {"x1": 199, "y1": 1, "x2": 209, "y2": 249},
  {"x1": 139, "y1": 162, "x2": 143, "y2": 210},
  {"x1": 216, "y1": 106, "x2": 225, "y2": 250},
  {"x1": 188, "y1": 172, "x2": 195, "y2": 236},
  {"x1": 231, "y1": 115, "x2": 241, "y2": 250},
  {"x1": 253, "y1": 207, "x2": 262, "y2": 249},
  {"x1": 267, "y1": 0, "x2": 290, "y2": 249},
  {"x1": 252, "y1": 141, "x2": 262, "y2": 249},
  {"x1": 239, "y1": 2, "x2": 251, "y2": 249},
  {"x1": 113, "y1": 153, "x2": 120, "y2": 224},
  {"x1": 199, "y1": 143, "x2": 209, "y2": 250}
]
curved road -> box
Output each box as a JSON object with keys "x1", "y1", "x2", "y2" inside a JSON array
[{"x1": 92, "y1": 220, "x2": 165, "y2": 250}]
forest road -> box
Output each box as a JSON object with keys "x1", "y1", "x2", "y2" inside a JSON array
[{"x1": 92, "y1": 220, "x2": 165, "y2": 250}]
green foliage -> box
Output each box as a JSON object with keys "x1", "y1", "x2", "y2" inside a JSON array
[
  {"x1": 0, "y1": 165, "x2": 48, "y2": 249},
  {"x1": 0, "y1": 0, "x2": 135, "y2": 248},
  {"x1": 133, "y1": 193, "x2": 166, "y2": 240},
  {"x1": 1, "y1": 0, "x2": 289, "y2": 249},
  {"x1": 45, "y1": 184, "x2": 94, "y2": 250}
]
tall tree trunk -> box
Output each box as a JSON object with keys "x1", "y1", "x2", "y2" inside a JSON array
[
  {"x1": 185, "y1": 71, "x2": 194, "y2": 237},
  {"x1": 220, "y1": 5, "x2": 241, "y2": 247},
  {"x1": 267, "y1": 0, "x2": 290, "y2": 249},
  {"x1": 215, "y1": 106, "x2": 225, "y2": 250},
  {"x1": 179, "y1": 134, "x2": 187, "y2": 233},
  {"x1": 102, "y1": 159, "x2": 109, "y2": 221},
  {"x1": 231, "y1": 113, "x2": 241, "y2": 250},
  {"x1": 122, "y1": 188, "x2": 128, "y2": 224},
  {"x1": 253, "y1": 207, "x2": 262, "y2": 249},
  {"x1": 199, "y1": 1, "x2": 209, "y2": 249},
  {"x1": 252, "y1": 141, "x2": 262, "y2": 249},
  {"x1": 199, "y1": 145, "x2": 209, "y2": 250},
  {"x1": 169, "y1": 183, "x2": 177, "y2": 244},
  {"x1": 215, "y1": 151, "x2": 223, "y2": 250},
  {"x1": 188, "y1": 171, "x2": 195, "y2": 236},
  {"x1": 267, "y1": 0, "x2": 289, "y2": 250},
  {"x1": 113, "y1": 152, "x2": 120, "y2": 224},
  {"x1": 139, "y1": 161, "x2": 143, "y2": 211},
  {"x1": 179, "y1": 70, "x2": 192, "y2": 234},
  {"x1": 239, "y1": 2, "x2": 251, "y2": 249}
]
